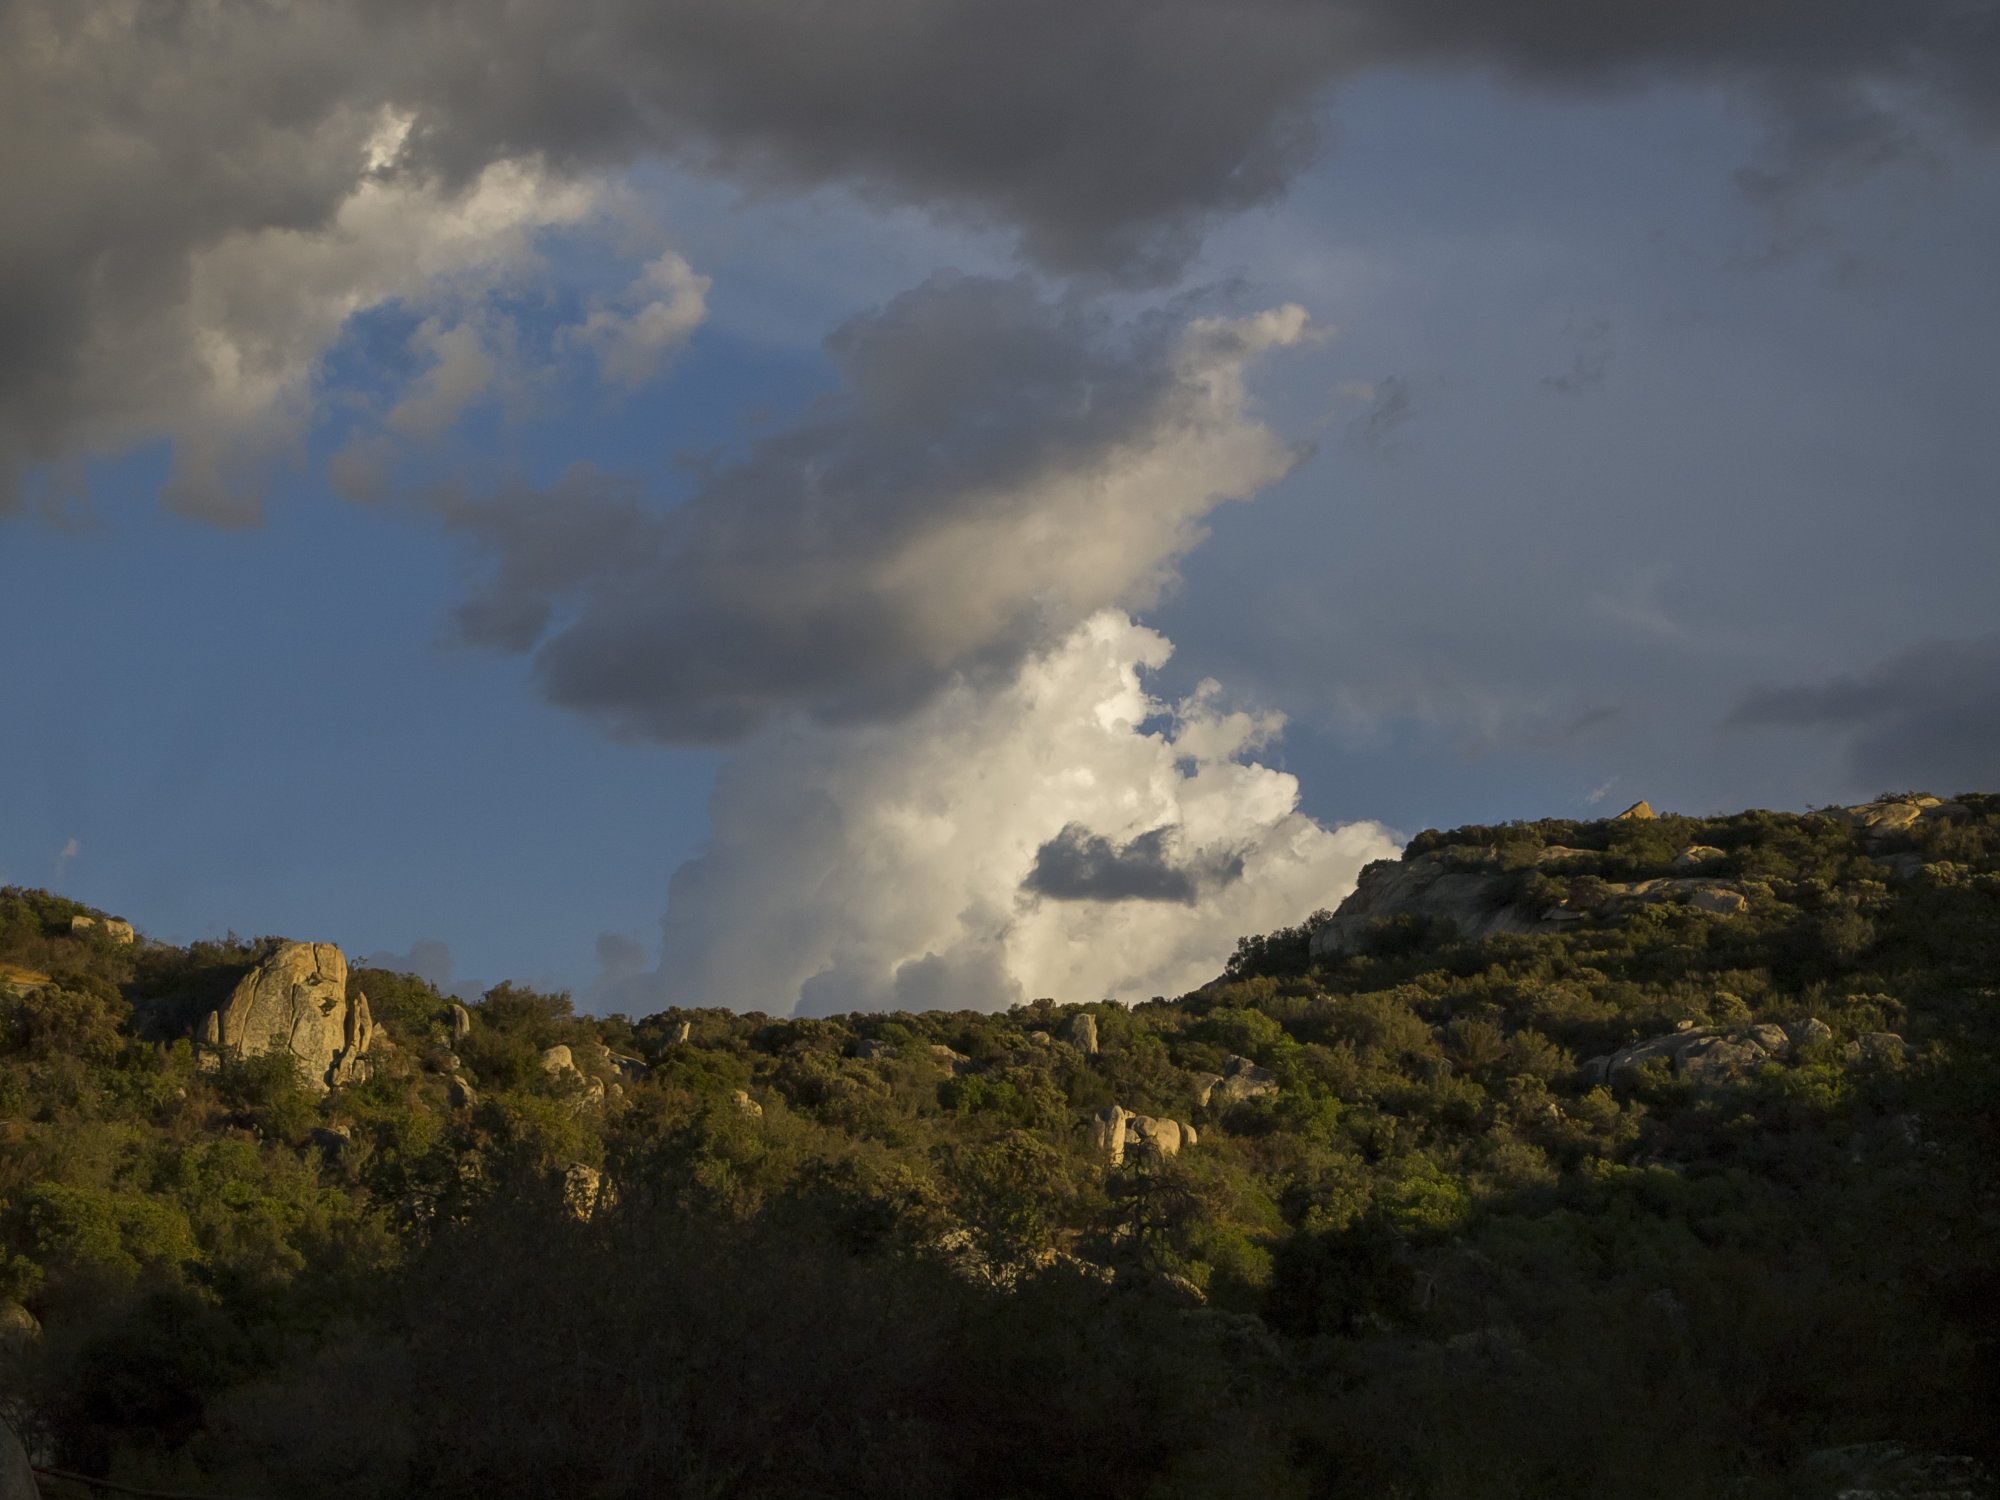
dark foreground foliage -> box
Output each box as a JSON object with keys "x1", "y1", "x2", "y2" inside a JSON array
[{"x1": 3, "y1": 796, "x2": 1998, "y2": 1498}]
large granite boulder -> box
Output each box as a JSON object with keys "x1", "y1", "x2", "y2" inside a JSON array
[
  {"x1": 1126, "y1": 1115, "x2": 1190, "y2": 1160},
  {"x1": 1062, "y1": 1013, "x2": 1099, "y2": 1056},
  {"x1": 1672, "y1": 844, "x2": 1726, "y2": 871},
  {"x1": 1613, "y1": 800, "x2": 1656, "y2": 821},
  {"x1": 198, "y1": 942, "x2": 376, "y2": 1092},
  {"x1": 448, "y1": 1002, "x2": 472, "y2": 1044},
  {"x1": 2, "y1": 1416, "x2": 36, "y2": 1500}
]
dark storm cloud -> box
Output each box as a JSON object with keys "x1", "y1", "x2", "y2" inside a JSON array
[
  {"x1": 1022, "y1": 823, "x2": 1248, "y2": 905},
  {"x1": 1728, "y1": 634, "x2": 2000, "y2": 795},
  {"x1": 444, "y1": 274, "x2": 1295, "y2": 742},
  {"x1": 5, "y1": 0, "x2": 1997, "y2": 510}
]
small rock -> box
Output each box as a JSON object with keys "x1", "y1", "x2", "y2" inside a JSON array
[
  {"x1": 1091, "y1": 1105, "x2": 1130, "y2": 1164},
  {"x1": 1672, "y1": 845, "x2": 1726, "y2": 871},
  {"x1": 1844, "y1": 1032, "x2": 1912, "y2": 1066},
  {"x1": 1190, "y1": 1071, "x2": 1224, "y2": 1108},
  {"x1": 1061, "y1": 1013, "x2": 1099, "y2": 1056},
  {"x1": 852, "y1": 1038, "x2": 897, "y2": 1061},
  {"x1": 732, "y1": 1089, "x2": 763, "y2": 1118},
  {"x1": 1686, "y1": 886, "x2": 1748, "y2": 916},
  {"x1": 539, "y1": 1044, "x2": 575, "y2": 1075},
  {"x1": 448, "y1": 1003, "x2": 472, "y2": 1044},
  {"x1": 669, "y1": 1020, "x2": 692, "y2": 1045},
  {"x1": 448, "y1": 1076, "x2": 477, "y2": 1109},
  {"x1": 929, "y1": 1044, "x2": 973, "y2": 1074},
  {"x1": 1785, "y1": 1016, "x2": 1834, "y2": 1050}
]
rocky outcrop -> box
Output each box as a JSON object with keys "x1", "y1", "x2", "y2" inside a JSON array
[
  {"x1": 3, "y1": 1415, "x2": 37, "y2": 1500},
  {"x1": 930, "y1": 1044, "x2": 973, "y2": 1075},
  {"x1": 732, "y1": 1089, "x2": 763, "y2": 1118},
  {"x1": 539, "y1": 1044, "x2": 574, "y2": 1075},
  {"x1": 1311, "y1": 849, "x2": 1762, "y2": 957},
  {"x1": 198, "y1": 942, "x2": 377, "y2": 1091},
  {"x1": 668, "y1": 1019, "x2": 692, "y2": 1045},
  {"x1": 1062, "y1": 1013, "x2": 1099, "y2": 1055},
  {"x1": 448, "y1": 1075, "x2": 478, "y2": 1109},
  {"x1": 1581, "y1": 1016, "x2": 1835, "y2": 1087},
  {"x1": 448, "y1": 1002, "x2": 472, "y2": 1044},
  {"x1": 1672, "y1": 844, "x2": 1725, "y2": 871},
  {"x1": 1845, "y1": 1032, "x2": 1913, "y2": 1065},
  {"x1": 1614, "y1": 800, "x2": 1656, "y2": 821},
  {"x1": 562, "y1": 1164, "x2": 607, "y2": 1221},
  {"x1": 70, "y1": 914, "x2": 135, "y2": 944},
  {"x1": 1309, "y1": 853, "x2": 1562, "y2": 957},
  {"x1": 1208, "y1": 1055, "x2": 1278, "y2": 1109}
]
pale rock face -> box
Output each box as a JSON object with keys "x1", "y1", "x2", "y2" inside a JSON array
[
  {"x1": 1125, "y1": 1114, "x2": 1188, "y2": 1159},
  {"x1": 1062, "y1": 1013, "x2": 1099, "y2": 1055},
  {"x1": 1614, "y1": 800, "x2": 1656, "y2": 821},
  {"x1": 1832, "y1": 799, "x2": 1926, "y2": 834},
  {"x1": 3, "y1": 1415, "x2": 38, "y2": 1500},
  {"x1": 1190, "y1": 1071, "x2": 1224, "y2": 1109},
  {"x1": 1673, "y1": 845, "x2": 1726, "y2": 871},
  {"x1": 1091, "y1": 1105, "x2": 1131, "y2": 1164},
  {"x1": 930, "y1": 1044, "x2": 973, "y2": 1074},
  {"x1": 669, "y1": 1020, "x2": 692, "y2": 1045},
  {"x1": 201, "y1": 942, "x2": 375, "y2": 1091},
  {"x1": 1309, "y1": 853, "x2": 1560, "y2": 957},
  {"x1": 539, "y1": 1044, "x2": 574, "y2": 1074},
  {"x1": 732, "y1": 1089, "x2": 763, "y2": 1117},
  {"x1": 562, "y1": 1164, "x2": 606, "y2": 1221},
  {"x1": 1686, "y1": 886, "x2": 1749, "y2": 916},
  {"x1": 448, "y1": 1003, "x2": 472, "y2": 1044},
  {"x1": 70, "y1": 914, "x2": 136, "y2": 944}
]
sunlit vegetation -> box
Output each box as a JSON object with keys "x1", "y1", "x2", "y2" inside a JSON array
[{"x1": 3, "y1": 795, "x2": 1997, "y2": 1497}]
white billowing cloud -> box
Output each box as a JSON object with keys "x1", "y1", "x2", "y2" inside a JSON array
[
  {"x1": 571, "y1": 252, "x2": 712, "y2": 386},
  {"x1": 647, "y1": 611, "x2": 1398, "y2": 1016},
  {"x1": 53, "y1": 837, "x2": 80, "y2": 884}
]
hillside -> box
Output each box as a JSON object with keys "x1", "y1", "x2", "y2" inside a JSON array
[{"x1": 3, "y1": 795, "x2": 1998, "y2": 1499}]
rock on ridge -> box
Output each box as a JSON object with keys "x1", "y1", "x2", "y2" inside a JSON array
[{"x1": 198, "y1": 941, "x2": 377, "y2": 1092}]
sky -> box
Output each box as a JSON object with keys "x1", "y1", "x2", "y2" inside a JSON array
[{"x1": 2, "y1": 1, "x2": 1996, "y2": 1014}]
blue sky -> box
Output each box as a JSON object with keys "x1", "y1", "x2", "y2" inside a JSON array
[{"x1": 4, "y1": 9, "x2": 1996, "y2": 1010}]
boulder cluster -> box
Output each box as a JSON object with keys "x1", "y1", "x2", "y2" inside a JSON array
[{"x1": 1579, "y1": 1016, "x2": 1909, "y2": 1088}]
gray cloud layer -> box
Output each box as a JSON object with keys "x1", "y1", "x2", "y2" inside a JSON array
[
  {"x1": 1728, "y1": 634, "x2": 2000, "y2": 797},
  {"x1": 1022, "y1": 823, "x2": 1248, "y2": 905},
  {"x1": 448, "y1": 274, "x2": 1307, "y2": 741},
  {"x1": 6, "y1": 0, "x2": 1997, "y2": 511}
]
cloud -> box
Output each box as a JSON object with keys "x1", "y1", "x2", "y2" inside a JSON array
[
  {"x1": 357, "y1": 937, "x2": 460, "y2": 993},
  {"x1": 449, "y1": 278, "x2": 1312, "y2": 741},
  {"x1": 614, "y1": 611, "x2": 1395, "y2": 1016},
  {"x1": 568, "y1": 252, "x2": 711, "y2": 387},
  {"x1": 1025, "y1": 826, "x2": 1208, "y2": 906},
  {"x1": 52, "y1": 837, "x2": 80, "y2": 885},
  {"x1": 1727, "y1": 633, "x2": 2000, "y2": 796},
  {"x1": 6, "y1": 0, "x2": 1996, "y2": 510}
]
